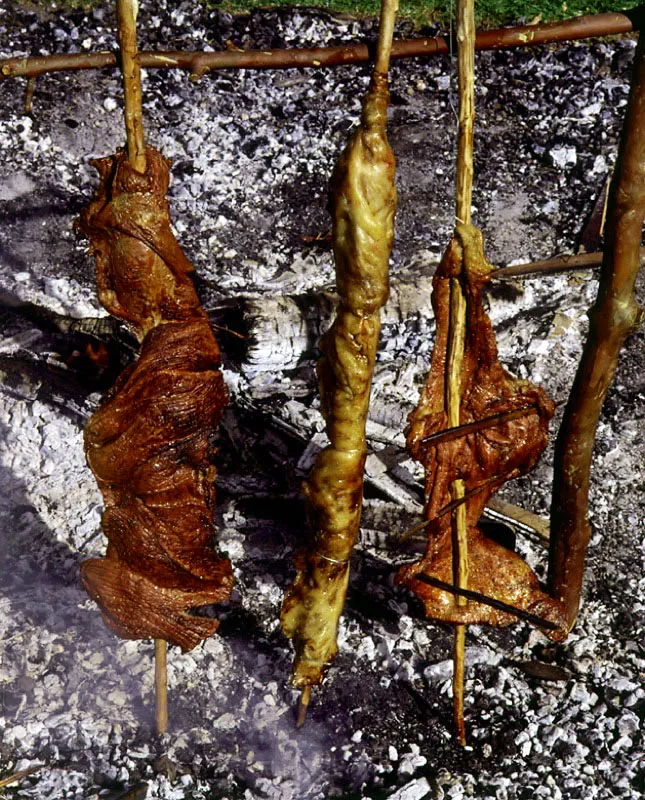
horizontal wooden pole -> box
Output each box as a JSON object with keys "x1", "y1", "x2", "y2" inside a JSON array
[
  {"x1": 0, "y1": 11, "x2": 637, "y2": 81},
  {"x1": 491, "y1": 247, "x2": 645, "y2": 279}
]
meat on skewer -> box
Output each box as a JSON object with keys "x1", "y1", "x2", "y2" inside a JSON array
[
  {"x1": 398, "y1": 223, "x2": 567, "y2": 639},
  {"x1": 78, "y1": 146, "x2": 233, "y2": 652},
  {"x1": 281, "y1": 70, "x2": 398, "y2": 689}
]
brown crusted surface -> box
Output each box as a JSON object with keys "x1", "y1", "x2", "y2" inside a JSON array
[
  {"x1": 399, "y1": 224, "x2": 567, "y2": 639},
  {"x1": 280, "y1": 72, "x2": 397, "y2": 686},
  {"x1": 77, "y1": 147, "x2": 202, "y2": 341},
  {"x1": 78, "y1": 147, "x2": 232, "y2": 652}
]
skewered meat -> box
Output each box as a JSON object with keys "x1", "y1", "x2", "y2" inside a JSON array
[
  {"x1": 399, "y1": 224, "x2": 567, "y2": 639},
  {"x1": 281, "y1": 72, "x2": 397, "y2": 687},
  {"x1": 78, "y1": 146, "x2": 233, "y2": 652}
]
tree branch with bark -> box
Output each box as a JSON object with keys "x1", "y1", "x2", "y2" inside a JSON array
[
  {"x1": 0, "y1": 11, "x2": 638, "y2": 82},
  {"x1": 548, "y1": 13, "x2": 645, "y2": 632}
]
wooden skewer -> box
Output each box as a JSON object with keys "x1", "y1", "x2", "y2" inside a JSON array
[
  {"x1": 155, "y1": 637, "x2": 169, "y2": 735},
  {"x1": 448, "y1": 0, "x2": 477, "y2": 748},
  {"x1": 116, "y1": 0, "x2": 146, "y2": 172},
  {"x1": 296, "y1": 685, "x2": 311, "y2": 728},
  {"x1": 451, "y1": 489, "x2": 468, "y2": 746},
  {"x1": 374, "y1": 0, "x2": 399, "y2": 75},
  {"x1": 115, "y1": 0, "x2": 167, "y2": 734}
]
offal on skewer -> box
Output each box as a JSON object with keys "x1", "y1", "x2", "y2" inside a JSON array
[
  {"x1": 280, "y1": 0, "x2": 398, "y2": 713},
  {"x1": 398, "y1": 223, "x2": 567, "y2": 636},
  {"x1": 398, "y1": 0, "x2": 566, "y2": 745},
  {"x1": 399, "y1": 223, "x2": 568, "y2": 745}
]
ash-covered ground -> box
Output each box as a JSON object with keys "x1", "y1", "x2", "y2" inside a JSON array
[{"x1": 0, "y1": 2, "x2": 643, "y2": 798}]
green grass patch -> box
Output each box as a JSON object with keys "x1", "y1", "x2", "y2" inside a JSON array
[
  {"x1": 17, "y1": 0, "x2": 104, "y2": 11},
  {"x1": 212, "y1": 0, "x2": 640, "y2": 29},
  {"x1": 19, "y1": 0, "x2": 641, "y2": 30}
]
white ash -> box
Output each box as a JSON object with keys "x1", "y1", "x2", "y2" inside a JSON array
[{"x1": 1, "y1": 3, "x2": 644, "y2": 799}]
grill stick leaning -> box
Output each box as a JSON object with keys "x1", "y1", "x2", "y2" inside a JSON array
[{"x1": 281, "y1": 0, "x2": 398, "y2": 705}]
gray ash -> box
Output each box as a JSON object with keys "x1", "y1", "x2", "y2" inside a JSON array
[{"x1": 0, "y1": 3, "x2": 643, "y2": 799}]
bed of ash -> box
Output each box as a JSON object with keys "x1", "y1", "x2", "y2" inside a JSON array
[{"x1": 0, "y1": 2, "x2": 643, "y2": 798}]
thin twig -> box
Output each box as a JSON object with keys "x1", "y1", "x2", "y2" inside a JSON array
[
  {"x1": 0, "y1": 766, "x2": 43, "y2": 789},
  {"x1": 0, "y1": 12, "x2": 637, "y2": 81},
  {"x1": 413, "y1": 574, "x2": 560, "y2": 630},
  {"x1": 398, "y1": 472, "x2": 515, "y2": 544},
  {"x1": 549, "y1": 21, "x2": 645, "y2": 631},
  {"x1": 210, "y1": 322, "x2": 247, "y2": 340},
  {"x1": 419, "y1": 404, "x2": 538, "y2": 446},
  {"x1": 490, "y1": 248, "x2": 645, "y2": 279}
]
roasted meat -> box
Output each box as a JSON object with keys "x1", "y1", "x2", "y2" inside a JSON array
[
  {"x1": 78, "y1": 146, "x2": 233, "y2": 652},
  {"x1": 398, "y1": 224, "x2": 567, "y2": 639},
  {"x1": 281, "y1": 72, "x2": 397, "y2": 687}
]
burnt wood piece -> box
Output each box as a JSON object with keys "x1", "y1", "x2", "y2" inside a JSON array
[
  {"x1": 78, "y1": 146, "x2": 233, "y2": 652},
  {"x1": 399, "y1": 224, "x2": 567, "y2": 638},
  {"x1": 549, "y1": 25, "x2": 645, "y2": 631}
]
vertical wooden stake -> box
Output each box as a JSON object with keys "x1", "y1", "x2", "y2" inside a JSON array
[
  {"x1": 455, "y1": 0, "x2": 475, "y2": 228},
  {"x1": 451, "y1": 482, "x2": 468, "y2": 746},
  {"x1": 374, "y1": 0, "x2": 399, "y2": 75},
  {"x1": 296, "y1": 685, "x2": 311, "y2": 729},
  {"x1": 448, "y1": 0, "x2": 476, "y2": 747}
]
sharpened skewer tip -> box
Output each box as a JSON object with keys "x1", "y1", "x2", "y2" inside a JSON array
[{"x1": 296, "y1": 685, "x2": 311, "y2": 728}]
